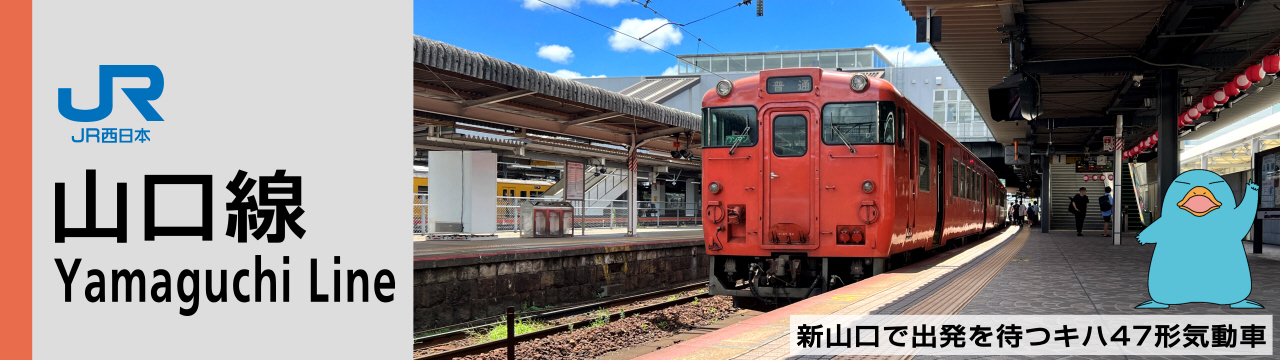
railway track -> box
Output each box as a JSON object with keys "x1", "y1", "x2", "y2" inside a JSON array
[{"x1": 413, "y1": 281, "x2": 711, "y2": 360}]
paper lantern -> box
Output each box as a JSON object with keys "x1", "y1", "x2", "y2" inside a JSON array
[
  {"x1": 1203, "y1": 95, "x2": 1216, "y2": 109},
  {"x1": 1236, "y1": 74, "x2": 1252, "y2": 89},
  {"x1": 1264, "y1": 54, "x2": 1280, "y2": 74},
  {"x1": 1196, "y1": 102, "x2": 1207, "y2": 113},
  {"x1": 1247, "y1": 64, "x2": 1265, "y2": 83},
  {"x1": 1189, "y1": 107, "x2": 1201, "y2": 119},
  {"x1": 1214, "y1": 90, "x2": 1228, "y2": 104},
  {"x1": 1225, "y1": 82, "x2": 1241, "y2": 97}
]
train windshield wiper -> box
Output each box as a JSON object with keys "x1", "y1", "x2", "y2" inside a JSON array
[
  {"x1": 830, "y1": 123, "x2": 856, "y2": 153},
  {"x1": 728, "y1": 126, "x2": 750, "y2": 155}
]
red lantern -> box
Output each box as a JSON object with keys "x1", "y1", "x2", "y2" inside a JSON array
[
  {"x1": 1265, "y1": 54, "x2": 1280, "y2": 74},
  {"x1": 1247, "y1": 64, "x2": 1265, "y2": 83},
  {"x1": 1214, "y1": 90, "x2": 1228, "y2": 104},
  {"x1": 1225, "y1": 82, "x2": 1241, "y2": 97},
  {"x1": 1236, "y1": 74, "x2": 1252, "y2": 89},
  {"x1": 1196, "y1": 102, "x2": 1207, "y2": 113},
  {"x1": 1189, "y1": 107, "x2": 1201, "y2": 119},
  {"x1": 1202, "y1": 96, "x2": 1216, "y2": 109}
]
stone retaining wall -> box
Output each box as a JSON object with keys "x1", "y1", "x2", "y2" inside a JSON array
[{"x1": 414, "y1": 240, "x2": 706, "y2": 331}]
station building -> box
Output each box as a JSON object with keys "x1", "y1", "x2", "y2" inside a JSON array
[{"x1": 574, "y1": 47, "x2": 997, "y2": 143}]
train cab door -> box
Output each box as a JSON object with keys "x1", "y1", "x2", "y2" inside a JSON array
[
  {"x1": 764, "y1": 110, "x2": 816, "y2": 249},
  {"x1": 906, "y1": 122, "x2": 916, "y2": 241}
]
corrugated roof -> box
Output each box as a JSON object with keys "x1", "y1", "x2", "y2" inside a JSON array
[
  {"x1": 413, "y1": 36, "x2": 700, "y2": 130},
  {"x1": 618, "y1": 77, "x2": 700, "y2": 103}
]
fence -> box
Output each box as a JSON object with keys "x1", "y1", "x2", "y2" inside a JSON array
[{"x1": 413, "y1": 195, "x2": 701, "y2": 235}]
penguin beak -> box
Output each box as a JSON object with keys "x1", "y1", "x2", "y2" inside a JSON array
[{"x1": 1177, "y1": 186, "x2": 1222, "y2": 217}]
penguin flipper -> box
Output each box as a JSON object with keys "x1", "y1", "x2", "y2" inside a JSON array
[
  {"x1": 1229, "y1": 300, "x2": 1264, "y2": 309},
  {"x1": 1135, "y1": 300, "x2": 1169, "y2": 309}
]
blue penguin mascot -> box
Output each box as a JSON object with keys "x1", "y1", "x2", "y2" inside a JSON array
[{"x1": 1135, "y1": 169, "x2": 1261, "y2": 309}]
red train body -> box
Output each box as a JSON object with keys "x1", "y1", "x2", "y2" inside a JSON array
[{"x1": 700, "y1": 68, "x2": 1007, "y2": 300}]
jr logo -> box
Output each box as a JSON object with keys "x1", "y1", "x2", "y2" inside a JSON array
[{"x1": 58, "y1": 65, "x2": 165, "y2": 122}]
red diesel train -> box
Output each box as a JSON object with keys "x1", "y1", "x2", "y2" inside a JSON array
[{"x1": 700, "y1": 68, "x2": 1008, "y2": 303}]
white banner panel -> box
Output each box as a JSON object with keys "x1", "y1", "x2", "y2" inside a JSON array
[
  {"x1": 33, "y1": 1, "x2": 410, "y2": 358},
  {"x1": 791, "y1": 315, "x2": 1272, "y2": 356}
]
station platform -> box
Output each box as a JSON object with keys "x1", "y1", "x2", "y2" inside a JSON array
[
  {"x1": 413, "y1": 227, "x2": 701, "y2": 268},
  {"x1": 637, "y1": 226, "x2": 1280, "y2": 360}
]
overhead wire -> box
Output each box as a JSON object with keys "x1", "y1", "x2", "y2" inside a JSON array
[
  {"x1": 533, "y1": 0, "x2": 733, "y2": 81},
  {"x1": 630, "y1": 0, "x2": 751, "y2": 70}
]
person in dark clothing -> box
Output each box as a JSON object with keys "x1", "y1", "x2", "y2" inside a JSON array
[
  {"x1": 1099, "y1": 186, "x2": 1114, "y2": 237},
  {"x1": 1069, "y1": 187, "x2": 1090, "y2": 236}
]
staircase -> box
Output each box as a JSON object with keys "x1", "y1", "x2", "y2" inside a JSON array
[
  {"x1": 546, "y1": 166, "x2": 631, "y2": 215},
  {"x1": 1048, "y1": 163, "x2": 1142, "y2": 232},
  {"x1": 581, "y1": 169, "x2": 629, "y2": 215}
]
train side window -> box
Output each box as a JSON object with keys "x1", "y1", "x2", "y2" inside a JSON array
[
  {"x1": 520, "y1": 191, "x2": 527, "y2": 197},
  {"x1": 918, "y1": 139, "x2": 930, "y2": 192},
  {"x1": 702, "y1": 106, "x2": 759, "y2": 148},
  {"x1": 773, "y1": 115, "x2": 808, "y2": 157},
  {"x1": 880, "y1": 101, "x2": 896, "y2": 144},
  {"x1": 951, "y1": 159, "x2": 959, "y2": 199},
  {"x1": 897, "y1": 107, "x2": 906, "y2": 145}
]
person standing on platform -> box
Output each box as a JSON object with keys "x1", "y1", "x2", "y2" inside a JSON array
[
  {"x1": 1028, "y1": 201, "x2": 1040, "y2": 227},
  {"x1": 1070, "y1": 187, "x2": 1090, "y2": 236},
  {"x1": 1018, "y1": 201, "x2": 1028, "y2": 225},
  {"x1": 1011, "y1": 202, "x2": 1021, "y2": 225},
  {"x1": 1099, "y1": 186, "x2": 1114, "y2": 237}
]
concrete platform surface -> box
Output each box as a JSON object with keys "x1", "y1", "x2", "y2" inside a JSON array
[
  {"x1": 637, "y1": 226, "x2": 1280, "y2": 360},
  {"x1": 413, "y1": 227, "x2": 701, "y2": 268}
]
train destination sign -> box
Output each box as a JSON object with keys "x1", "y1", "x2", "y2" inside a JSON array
[
  {"x1": 766, "y1": 76, "x2": 814, "y2": 94},
  {"x1": 725, "y1": 134, "x2": 750, "y2": 144}
]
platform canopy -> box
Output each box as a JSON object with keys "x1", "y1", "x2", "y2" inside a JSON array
[
  {"x1": 901, "y1": 0, "x2": 1280, "y2": 148},
  {"x1": 413, "y1": 36, "x2": 701, "y2": 155}
]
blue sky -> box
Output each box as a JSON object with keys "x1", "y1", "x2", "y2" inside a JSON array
[{"x1": 414, "y1": 0, "x2": 941, "y2": 78}]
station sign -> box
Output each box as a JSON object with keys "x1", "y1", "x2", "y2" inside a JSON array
[
  {"x1": 1075, "y1": 159, "x2": 1113, "y2": 173},
  {"x1": 565, "y1": 161, "x2": 585, "y2": 201}
]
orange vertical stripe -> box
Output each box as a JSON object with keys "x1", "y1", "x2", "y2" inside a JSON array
[{"x1": 0, "y1": 0, "x2": 32, "y2": 358}]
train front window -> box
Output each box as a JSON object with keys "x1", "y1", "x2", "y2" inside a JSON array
[
  {"x1": 702, "y1": 106, "x2": 759, "y2": 148},
  {"x1": 822, "y1": 102, "x2": 896, "y2": 145},
  {"x1": 772, "y1": 115, "x2": 808, "y2": 157}
]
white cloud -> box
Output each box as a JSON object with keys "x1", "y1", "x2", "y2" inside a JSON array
[
  {"x1": 551, "y1": 69, "x2": 606, "y2": 78},
  {"x1": 661, "y1": 65, "x2": 679, "y2": 76},
  {"x1": 866, "y1": 44, "x2": 942, "y2": 67},
  {"x1": 609, "y1": 18, "x2": 682, "y2": 53},
  {"x1": 537, "y1": 45, "x2": 574, "y2": 64},
  {"x1": 522, "y1": 0, "x2": 623, "y2": 10}
]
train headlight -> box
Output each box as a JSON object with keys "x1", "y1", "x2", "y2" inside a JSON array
[
  {"x1": 862, "y1": 180, "x2": 874, "y2": 193},
  {"x1": 850, "y1": 74, "x2": 869, "y2": 92},
  {"x1": 709, "y1": 182, "x2": 722, "y2": 194},
  {"x1": 715, "y1": 79, "x2": 733, "y2": 97}
]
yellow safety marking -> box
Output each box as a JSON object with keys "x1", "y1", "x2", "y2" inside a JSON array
[
  {"x1": 673, "y1": 227, "x2": 1026, "y2": 360},
  {"x1": 849, "y1": 227, "x2": 1031, "y2": 360}
]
